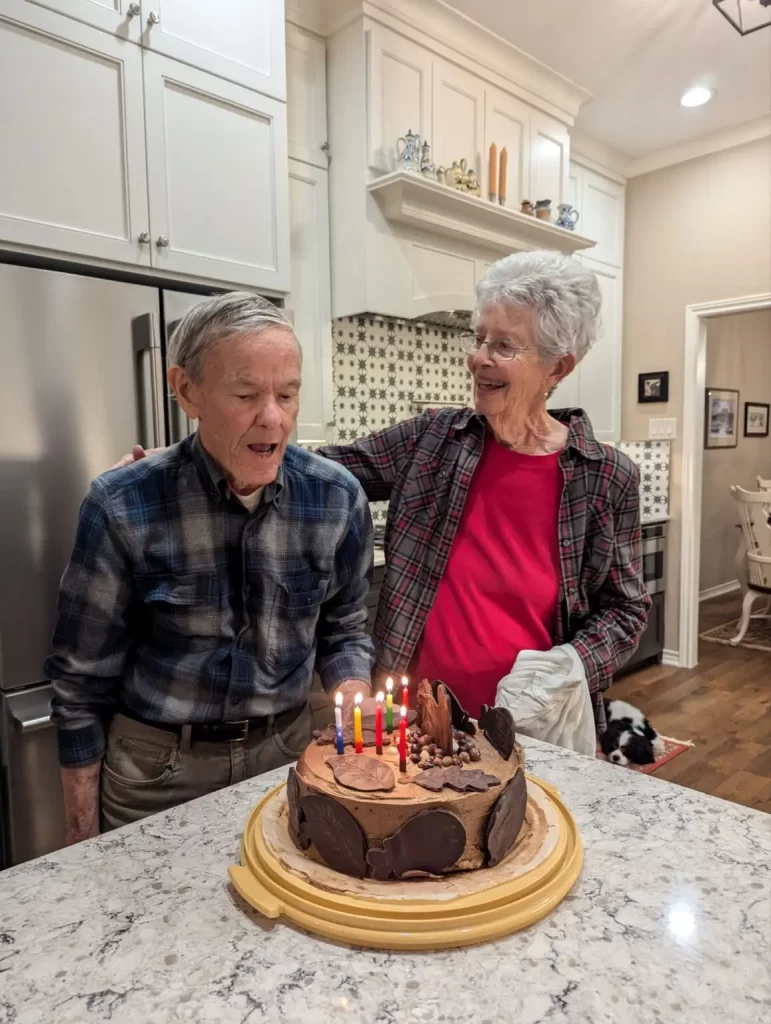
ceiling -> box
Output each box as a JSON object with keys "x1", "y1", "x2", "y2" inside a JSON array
[{"x1": 442, "y1": 0, "x2": 771, "y2": 158}]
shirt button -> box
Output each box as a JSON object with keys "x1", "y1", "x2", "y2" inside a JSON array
[
  {"x1": 568, "y1": 587, "x2": 577, "y2": 595},
  {"x1": 562, "y1": 539, "x2": 570, "y2": 547}
]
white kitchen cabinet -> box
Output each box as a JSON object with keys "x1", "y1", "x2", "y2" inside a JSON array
[
  {"x1": 141, "y1": 0, "x2": 285, "y2": 99},
  {"x1": 23, "y1": 0, "x2": 143, "y2": 42},
  {"x1": 0, "y1": 0, "x2": 150, "y2": 265},
  {"x1": 431, "y1": 56, "x2": 485, "y2": 183},
  {"x1": 143, "y1": 51, "x2": 290, "y2": 291},
  {"x1": 565, "y1": 163, "x2": 580, "y2": 215},
  {"x1": 286, "y1": 22, "x2": 327, "y2": 168},
  {"x1": 529, "y1": 109, "x2": 570, "y2": 207},
  {"x1": 484, "y1": 86, "x2": 530, "y2": 205},
  {"x1": 575, "y1": 255, "x2": 621, "y2": 442},
  {"x1": 367, "y1": 24, "x2": 432, "y2": 171},
  {"x1": 571, "y1": 164, "x2": 625, "y2": 268},
  {"x1": 287, "y1": 159, "x2": 333, "y2": 444}
]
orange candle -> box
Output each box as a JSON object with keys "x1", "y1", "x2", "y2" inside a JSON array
[
  {"x1": 353, "y1": 692, "x2": 363, "y2": 754},
  {"x1": 398, "y1": 704, "x2": 408, "y2": 772},
  {"x1": 488, "y1": 142, "x2": 497, "y2": 201},
  {"x1": 498, "y1": 147, "x2": 508, "y2": 205},
  {"x1": 375, "y1": 691, "x2": 384, "y2": 755}
]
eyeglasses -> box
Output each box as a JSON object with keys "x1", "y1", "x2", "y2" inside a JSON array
[{"x1": 459, "y1": 332, "x2": 528, "y2": 361}]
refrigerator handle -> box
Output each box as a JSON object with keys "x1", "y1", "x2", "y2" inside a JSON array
[
  {"x1": 10, "y1": 706, "x2": 52, "y2": 734},
  {"x1": 132, "y1": 313, "x2": 165, "y2": 449}
]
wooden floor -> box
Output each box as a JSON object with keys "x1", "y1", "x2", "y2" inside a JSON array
[{"x1": 607, "y1": 593, "x2": 771, "y2": 814}]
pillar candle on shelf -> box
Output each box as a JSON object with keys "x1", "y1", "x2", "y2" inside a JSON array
[
  {"x1": 385, "y1": 677, "x2": 394, "y2": 734},
  {"x1": 398, "y1": 704, "x2": 408, "y2": 773},
  {"x1": 353, "y1": 692, "x2": 363, "y2": 754},
  {"x1": 375, "y1": 691, "x2": 384, "y2": 755},
  {"x1": 488, "y1": 142, "x2": 497, "y2": 202},
  {"x1": 401, "y1": 675, "x2": 409, "y2": 711},
  {"x1": 334, "y1": 692, "x2": 345, "y2": 755},
  {"x1": 498, "y1": 147, "x2": 508, "y2": 206}
]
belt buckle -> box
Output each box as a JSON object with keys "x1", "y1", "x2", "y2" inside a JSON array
[{"x1": 232, "y1": 720, "x2": 250, "y2": 743}]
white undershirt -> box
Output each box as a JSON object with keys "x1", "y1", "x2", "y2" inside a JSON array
[{"x1": 234, "y1": 487, "x2": 264, "y2": 513}]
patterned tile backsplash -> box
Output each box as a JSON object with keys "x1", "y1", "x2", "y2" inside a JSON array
[{"x1": 331, "y1": 316, "x2": 670, "y2": 525}]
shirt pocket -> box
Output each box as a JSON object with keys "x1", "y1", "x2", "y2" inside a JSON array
[
  {"x1": 135, "y1": 573, "x2": 221, "y2": 642},
  {"x1": 264, "y1": 571, "x2": 330, "y2": 672}
]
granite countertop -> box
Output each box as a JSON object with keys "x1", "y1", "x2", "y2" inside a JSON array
[{"x1": 1, "y1": 740, "x2": 769, "y2": 1024}]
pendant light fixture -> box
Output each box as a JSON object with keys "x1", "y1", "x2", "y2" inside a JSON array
[{"x1": 713, "y1": 0, "x2": 771, "y2": 35}]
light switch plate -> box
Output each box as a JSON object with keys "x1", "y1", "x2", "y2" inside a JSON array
[{"x1": 648, "y1": 417, "x2": 677, "y2": 440}]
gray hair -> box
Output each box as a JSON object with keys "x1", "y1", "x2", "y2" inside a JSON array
[
  {"x1": 168, "y1": 291, "x2": 297, "y2": 382},
  {"x1": 474, "y1": 250, "x2": 601, "y2": 365}
]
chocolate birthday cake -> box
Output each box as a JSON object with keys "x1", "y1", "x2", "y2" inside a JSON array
[{"x1": 286, "y1": 681, "x2": 528, "y2": 880}]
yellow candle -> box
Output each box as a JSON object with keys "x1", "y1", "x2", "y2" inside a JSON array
[
  {"x1": 385, "y1": 677, "x2": 394, "y2": 734},
  {"x1": 488, "y1": 142, "x2": 497, "y2": 200},
  {"x1": 354, "y1": 692, "x2": 363, "y2": 753},
  {"x1": 498, "y1": 147, "x2": 508, "y2": 204}
]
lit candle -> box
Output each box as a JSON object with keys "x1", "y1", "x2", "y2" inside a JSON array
[
  {"x1": 401, "y1": 675, "x2": 409, "y2": 710},
  {"x1": 398, "y1": 704, "x2": 408, "y2": 773},
  {"x1": 498, "y1": 147, "x2": 508, "y2": 206},
  {"x1": 375, "y1": 691, "x2": 384, "y2": 755},
  {"x1": 488, "y1": 142, "x2": 497, "y2": 202},
  {"x1": 353, "y1": 692, "x2": 363, "y2": 754},
  {"x1": 385, "y1": 677, "x2": 394, "y2": 734},
  {"x1": 334, "y1": 691, "x2": 345, "y2": 755}
]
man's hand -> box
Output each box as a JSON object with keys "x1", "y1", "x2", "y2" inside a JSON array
[
  {"x1": 110, "y1": 445, "x2": 165, "y2": 471},
  {"x1": 333, "y1": 678, "x2": 371, "y2": 725},
  {"x1": 61, "y1": 763, "x2": 101, "y2": 845}
]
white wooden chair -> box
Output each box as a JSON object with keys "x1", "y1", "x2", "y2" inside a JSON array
[
  {"x1": 758, "y1": 475, "x2": 771, "y2": 491},
  {"x1": 729, "y1": 485, "x2": 771, "y2": 645}
]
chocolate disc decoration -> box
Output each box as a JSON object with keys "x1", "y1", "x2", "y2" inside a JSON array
[
  {"x1": 479, "y1": 705, "x2": 516, "y2": 760},
  {"x1": 326, "y1": 754, "x2": 395, "y2": 793},
  {"x1": 297, "y1": 795, "x2": 368, "y2": 878},
  {"x1": 433, "y1": 680, "x2": 476, "y2": 736},
  {"x1": 485, "y1": 771, "x2": 528, "y2": 867},
  {"x1": 366, "y1": 810, "x2": 466, "y2": 880}
]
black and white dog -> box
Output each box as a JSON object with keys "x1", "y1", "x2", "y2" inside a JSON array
[{"x1": 600, "y1": 700, "x2": 665, "y2": 767}]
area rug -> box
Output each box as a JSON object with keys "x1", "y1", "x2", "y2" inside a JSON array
[
  {"x1": 597, "y1": 735, "x2": 694, "y2": 774},
  {"x1": 700, "y1": 616, "x2": 771, "y2": 654}
]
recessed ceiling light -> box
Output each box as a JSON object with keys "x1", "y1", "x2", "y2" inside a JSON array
[{"x1": 681, "y1": 86, "x2": 713, "y2": 108}]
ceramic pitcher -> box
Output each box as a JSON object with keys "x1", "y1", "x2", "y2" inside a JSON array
[
  {"x1": 556, "y1": 204, "x2": 580, "y2": 230},
  {"x1": 396, "y1": 129, "x2": 421, "y2": 171}
]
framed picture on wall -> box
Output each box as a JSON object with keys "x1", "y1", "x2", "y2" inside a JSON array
[
  {"x1": 744, "y1": 402, "x2": 770, "y2": 438},
  {"x1": 705, "y1": 388, "x2": 739, "y2": 449},
  {"x1": 638, "y1": 371, "x2": 669, "y2": 403}
]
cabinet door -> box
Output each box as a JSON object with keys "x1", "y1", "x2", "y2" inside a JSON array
[
  {"x1": 287, "y1": 160, "x2": 333, "y2": 444},
  {"x1": 143, "y1": 52, "x2": 290, "y2": 291},
  {"x1": 484, "y1": 86, "x2": 530, "y2": 204},
  {"x1": 0, "y1": 1, "x2": 150, "y2": 265},
  {"x1": 367, "y1": 24, "x2": 431, "y2": 171},
  {"x1": 576, "y1": 256, "x2": 621, "y2": 442},
  {"x1": 141, "y1": 0, "x2": 285, "y2": 100},
  {"x1": 24, "y1": 0, "x2": 142, "y2": 40},
  {"x1": 529, "y1": 109, "x2": 570, "y2": 207},
  {"x1": 566, "y1": 161, "x2": 582, "y2": 214},
  {"x1": 286, "y1": 23, "x2": 327, "y2": 168},
  {"x1": 579, "y1": 167, "x2": 625, "y2": 268},
  {"x1": 431, "y1": 56, "x2": 484, "y2": 182}
]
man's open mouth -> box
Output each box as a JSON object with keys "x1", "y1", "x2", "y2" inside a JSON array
[{"x1": 247, "y1": 443, "x2": 279, "y2": 457}]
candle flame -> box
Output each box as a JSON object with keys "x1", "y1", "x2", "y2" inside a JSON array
[
  {"x1": 335, "y1": 692, "x2": 343, "y2": 706},
  {"x1": 385, "y1": 678, "x2": 393, "y2": 692},
  {"x1": 401, "y1": 676, "x2": 408, "y2": 687},
  {"x1": 376, "y1": 691, "x2": 384, "y2": 703},
  {"x1": 354, "y1": 692, "x2": 363, "y2": 705},
  {"x1": 400, "y1": 704, "x2": 407, "y2": 718}
]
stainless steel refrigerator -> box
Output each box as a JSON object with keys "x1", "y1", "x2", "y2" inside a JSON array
[{"x1": 0, "y1": 262, "x2": 215, "y2": 868}]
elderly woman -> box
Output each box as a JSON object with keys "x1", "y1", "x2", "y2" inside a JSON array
[{"x1": 319, "y1": 250, "x2": 649, "y2": 739}]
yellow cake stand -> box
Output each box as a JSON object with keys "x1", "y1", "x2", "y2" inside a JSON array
[{"x1": 229, "y1": 774, "x2": 582, "y2": 951}]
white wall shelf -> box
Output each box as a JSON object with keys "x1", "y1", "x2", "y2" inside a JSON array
[{"x1": 368, "y1": 172, "x2": 597, "y2": 258}]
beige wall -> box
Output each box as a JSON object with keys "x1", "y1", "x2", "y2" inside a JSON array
[
  {"x1": 623, "y1": 137, "x2": 771, "y2": 651},
  {"x1": 699, "y1": 311, "x2": 771, "y2": 594}
]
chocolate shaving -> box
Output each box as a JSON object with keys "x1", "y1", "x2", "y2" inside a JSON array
[
  {"x1": 412, "y1": 765, "x2": 501, "y2": 793},
  {"x1": 297, "y1": 795, "x2": 367, "y2": 878},
  {"x1": 433, "y1": 680, "x2": 476, "y2": 735},
  {"x1": 366, "y1": 810, "x2": 466, "y2": 880},
  {"x1": 326, "y1": 754, "x2": 395, "y2": 792},
  {"x1": 416, "y1": 679, "x2": 453, "y2": 754},
  {"x1": 485, "y1": 772, "x2": 528, "y2": 867},
  {"x1": 479, "y1": 705, "x2": 516, "y2": 760}
]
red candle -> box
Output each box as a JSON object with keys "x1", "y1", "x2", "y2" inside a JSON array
[
  {"x1": 398, "y1": 704, "x2": 408, "y2": 772},
  {"x1": 401, "y1": 675, "x2": 409, "y2": 710},
  {"x1": 375, "y1": 691, "x2": 384, "y2": 755}
]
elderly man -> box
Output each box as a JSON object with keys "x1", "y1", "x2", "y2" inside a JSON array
[{"x1": 46, "y1": 292, "x2": 373, "y2": 845}]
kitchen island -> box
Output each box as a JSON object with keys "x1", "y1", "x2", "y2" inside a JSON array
[{"x1": 1, "y1": 738, "x2": 768, "y2": 1024}]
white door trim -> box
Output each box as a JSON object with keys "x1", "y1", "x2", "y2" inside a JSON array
[{"x1": 679, "y1": 291, "x2": 771, "y2": 668}]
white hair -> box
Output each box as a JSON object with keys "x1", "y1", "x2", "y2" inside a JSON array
[
  {"x1": 474, "y1": 250, "x2": 601, "y2": 365},
  {"x1": 168, "y1": 291, "x2": 298, "y2": 382}
]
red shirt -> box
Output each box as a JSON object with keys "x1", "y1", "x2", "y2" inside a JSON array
[{"x1": 411, "y1": 435, "x2": 563, "y2": 718}]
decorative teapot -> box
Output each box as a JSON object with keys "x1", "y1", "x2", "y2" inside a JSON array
[
  {"x1": 396, "y1": 129, "x2": 421, "y2": 171},
  {"x1": 556, "y1": 204, "x2": 580, "y2": 230},
  {"x1": 419, "y1": 139, "x2": 435, "y2": 176},
  {"x1": 442, "y1": 159, "x2": 466, "y2": 189}
]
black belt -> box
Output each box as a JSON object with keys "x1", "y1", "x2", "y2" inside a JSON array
[{"x1": 118, "y1": 705, "x2": 300, "y2": 744}]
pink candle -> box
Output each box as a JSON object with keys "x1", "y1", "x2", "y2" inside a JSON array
[{"x1": 398, "y1": 704, "x2": 408, "y2": 772}]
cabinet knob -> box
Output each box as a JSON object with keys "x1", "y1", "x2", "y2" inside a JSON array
[
  {"x1": 155, "y1": 235, "x2": 169, "y2": 248},
  {"x1": 148, "y1": 10, "x2": 160, "y2": 24},
  {"x1": 137, "y1": 231, "x2": 150, "y2": 244},
  {"x1": 127, "y1": 2, "x2": 140, "y2": 17}
]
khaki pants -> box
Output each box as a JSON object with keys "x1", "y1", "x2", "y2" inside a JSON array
[{"x1": 100, "y1": 706, "x2": 312, "y2": 831}]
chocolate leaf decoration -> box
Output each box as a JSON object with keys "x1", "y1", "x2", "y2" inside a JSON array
[
  {"x1": 412, "y1": 767, "x2": 446, "y2": 792},
  {"x1": 433, "y1": 680, "x2": 476, "y2": 735},
  {"x1": 298, "y1": 795, "x2": 367, "y2": 878},
  {"x1": 366, "y1": 810, "x2": 466, "y2": 879},
  {"x1": 327, "y1": 754, "x2": 395, "y2": 792},
  {"x1": 412, "y1": 765, "x2": 501, "y2": 793},
  {"x1": 315, "y1": 724, "x2": 393, "y2": 748},
  {"x1": 485, "y1": 772, "x2": 528, "y2": 867},
  {"x1": 479, "y1": 705, "x2": 516, "y2": 760}
]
